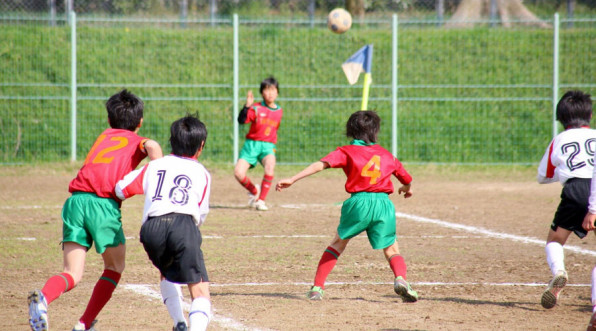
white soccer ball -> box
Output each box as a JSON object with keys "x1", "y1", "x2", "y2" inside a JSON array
[{"x1": 327, "y1": 8, "x2": 352, "y2": 34}]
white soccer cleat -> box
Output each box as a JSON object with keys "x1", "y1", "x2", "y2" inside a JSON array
[
  {"x1": 254, "y1": 199, "x2": 268, "y2": 211},
  {"x1": 541, "y1": 270, "x2": 568, "y2": 309},
  {"x1": 28, "y1": 290, "x2": 48, "y2": 331},
  {"x1": 72, "y1": 319, "x2": 98, "y2": 331},
  {"x1": 247, "y1": 184, "x2": 260, "y2": 208}
]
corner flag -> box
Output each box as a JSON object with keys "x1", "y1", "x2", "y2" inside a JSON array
[{"x1": 341, "y1": 44, "x2": 373, "y2": 109}]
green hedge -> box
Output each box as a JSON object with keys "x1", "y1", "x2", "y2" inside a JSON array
[{"x1": 2, "y1": 20, "x2": 595, "y2": 164}]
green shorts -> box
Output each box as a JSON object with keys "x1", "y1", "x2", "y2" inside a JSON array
[
  {"x1": 61, "y1": 192, "x2": 125, "y2": 254},
  {"x1": 239, "y1": 139, "x2": 276, "y2": 167},
  {"x1": 338, "y1": 192, "x2": 397, "y2": 250}
]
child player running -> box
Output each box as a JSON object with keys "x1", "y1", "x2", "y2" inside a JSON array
[
  {"x1": 276, "y1": 110, "x2": 419, "y2": 302},
  {"x1": 28, "y1": 89, "x2": 163, "y2": 331},
  {"x1": 115, "y1": 114, "x2": 212, "y2": 331},
  {"x1": 537, "y1": 90, "x2": 596, "y2": 310},
  {"x1": 234, "y1": 76, "x2": 283, "y2": 211}
]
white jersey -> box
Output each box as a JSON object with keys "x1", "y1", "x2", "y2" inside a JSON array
[
  {"x1": 537, "y1": 127, "x2": 596, "y2": 185},
  {"x1": 115, "y1": 154, "x2": 211, "y2": 226}
]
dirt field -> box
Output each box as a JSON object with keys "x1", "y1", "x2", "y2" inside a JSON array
[{"x1": 3, "y1": 163, "x2": 596, "y2": 330}]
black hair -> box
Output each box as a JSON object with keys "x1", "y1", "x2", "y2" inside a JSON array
[
  {"x1": 169, "y1": 114, "x2": 207, "y2": 157},
  {"x1": 260, "y1": 76, "x2": 279, "y2": 95},
  {"x1": 346, "y1": 110, "x2": 381, "y2": 144},
  {"x1": 556, "y1": 90, "x2": 593, "y2": 128},
  {"x1": 105, "y1": 89, "x2": 144, "y2": 131}
]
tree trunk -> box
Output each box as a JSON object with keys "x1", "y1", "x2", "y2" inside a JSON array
[
  {"x1": 446, "y1": 0, "x2": 549, "y2": 28},
  {"x1": 345, "y1": 0, "x2": 365, "y2": 20}
]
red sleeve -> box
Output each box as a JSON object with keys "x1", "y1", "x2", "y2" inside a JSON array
[
  {"x1": 245, "y1": 107, "x2": 257, "y2": 124},
  {"x1": 120, "y1": 165, "x2": 148, "y2": 198},
  {"x1": 393, "y1": 158, "x2": 412, "y2": 185},
  {"x1": 546, "y1": 141, "x2": 556, "y2": 178},
  {"x1": 320, "y1": 148, "x2": 347, "y2": 168}
]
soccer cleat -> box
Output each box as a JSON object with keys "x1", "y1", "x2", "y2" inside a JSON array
[
  {"x1": 394, "y1": 276, "x2": 419, "y2": 303},
  {"x1": 541, "y1": 270, "x2": 568, "y2": 309},
  {"x1": 173, "y1": 321, "x2": 188, "y2": 331},
  {"x1": 307, "y1": 286, "x2": 324, "y2": 300},
  {"x1": 28, "y1": 289, "x2": 48, "y2": 331},
  {"x1": 254, "y1": 199, "x2": 268, "y2": 211},
  {"x1": 587, "y1": 311, "x2": 596, "y2": 331},
  {"x1": 247, "y1": 184, "x2": 260, "y2": 208},
  {"x1": 72, "y1": 319, "x2": 98, "y2": 331}
]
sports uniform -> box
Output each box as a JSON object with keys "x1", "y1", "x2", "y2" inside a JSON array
[
  {"x1": 538, "y1": 127, "x2": 596, "y2": 238},
  {"x1": 238, "y1": 101, "x2": 283, "y2": 166},
  {"x1": 115, "y1": 154, "x2": 211, "y2": 284},
  {"x1": 321, "y1": 139, "x2": 412, "y2": 249},
  {"x1": 65, "y1": 128, "x2": 149, "y2": 253}
]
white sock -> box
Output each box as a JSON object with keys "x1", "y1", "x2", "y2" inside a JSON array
[
  {"x1": 592, "y1": 266, "x2": 596, "y2": 309},
  {"x1": 189, "y1": 297, "x2": 212, "y2": 331},
  {"x1": 545, "y1": 241, "x2": 565, "y2": 276},
  {"x1": 160, "y1": 280, "x2": 187, "y2": 327}
]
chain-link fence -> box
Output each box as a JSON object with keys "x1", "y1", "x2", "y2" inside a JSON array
[{"x1": 2, "y1": 13, "x2": 596, "y2": 164}]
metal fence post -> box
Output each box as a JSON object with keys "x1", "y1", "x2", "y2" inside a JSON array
[
  {"x1": 70, "y1": 10, "x2": 77, "y2": 161},
  {"x1": 552, "y1": 13, "x2": 559, "y2": 139},
  {"x1": 233, "y1": 14, "x2": 239, "y2": 163},
  {"x1": 392, "y1": 14, "x2": 398, "y2": 157}
]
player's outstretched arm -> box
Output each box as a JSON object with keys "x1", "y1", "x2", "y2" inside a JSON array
[
  {"x1": 144, "y1": 139, "x2": 163, "y2": 160},
  {"x1": 583, "y1": 212, "x2": 596, "y2": 232},
  {"x1": 276, "y1": 161, "x2": 328, "y2": 191},
  {"x1": 398, "y1": 183, "x2": 413, "y2": 198}
]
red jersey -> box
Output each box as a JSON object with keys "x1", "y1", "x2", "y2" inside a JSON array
[
  {"x1": 244, "y1": 102, "x2": 283, "y2": 143},
  {"x1": 68, "y1": 128, "x2": 149, "y2": 201},
  {"x1": 320, "y1": 140, "x2": 412, "y2": 194}
]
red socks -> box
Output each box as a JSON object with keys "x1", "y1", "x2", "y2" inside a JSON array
[
  {"x1": 79, "y1": 269, "x2": 121, "y2": 329},
  {"x1": 41, "y1": 272, "x2": 75, "y2": 304},
  {"x1": 389, "y1": 255, "x2": 407, "y2": 279},
  {"x1": 259, "y1": 175, "x2": 274, "y2": 201},
  {"x1": 314, "y1": 246, "x2": 341, "y2": 288},
  {"x1": 239, "y1": 176, "x2": 257, "y2": 195}
]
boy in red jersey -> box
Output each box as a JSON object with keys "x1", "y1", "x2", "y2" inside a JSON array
[
  {"x1": 234, "y1": 76, "x2": 283, "y2": 211},
  {"x1": 276, "y1": 110, "x2": 418, "y2": 302},
  {"x1": 27, "y1": 90, "x2": 163, "y2": 331}
]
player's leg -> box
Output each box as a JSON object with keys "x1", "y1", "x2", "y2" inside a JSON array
[
  {"x1": 542, "y1": 228, "x2": 572, "y2": 309},
  {"x1": 589, "y1": 266, "x2": 596, "y2": 331},
  {"x1": 234, "y1": 158, "x2": 259, "y2": 206},
  {"x1": 160, "y1": 276, "x2": 188, "y2": 330},
  {"x1": 255, "y1": 153, "x2": 276, "y2": 211},
  {"x1": 75, "y1": 243, "x2": 125, "y2": 330},
  {"x1": 28, "y1": 242, "x2": 85, "y2": 331},
  {"x1": 545, "y1": 227, "x2": 572, "y2": 276},
  {"x1": 187, "y1": 282, "x2": 212, "y2": 331},
  {"x1": 308, "y1": 232, "x2": 350, "y2": 300},
  {"x1": 383, "y1": 242, "x2": 418, "y2": 302}
]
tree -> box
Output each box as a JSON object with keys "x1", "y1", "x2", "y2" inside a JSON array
[
  {"x1": 446, "y1": 0, "x2": 549, "y2": 28},
  {"x1": 345, "y1": 0, "x2": 365, "y2": 20}
]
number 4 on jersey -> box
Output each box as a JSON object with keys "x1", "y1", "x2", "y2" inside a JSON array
[{"x1": 361, "y1": 155, "x2": 381, "y2": 184}]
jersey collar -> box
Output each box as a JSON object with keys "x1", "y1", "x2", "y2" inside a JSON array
[{"x1": 350, "y1": 139, "x2": 376, "y2": 146}]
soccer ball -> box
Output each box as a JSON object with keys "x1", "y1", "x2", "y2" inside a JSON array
[{"x1": 327, "y1": 8, "x2": 352, "y2": 34}]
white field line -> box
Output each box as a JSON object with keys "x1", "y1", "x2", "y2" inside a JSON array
[
  {"x1": 122, "y1": 284, "x2": 271, "y2": 331},
  {"x1": 396, "y1": 212, "x2": 596, "y2": 257}
]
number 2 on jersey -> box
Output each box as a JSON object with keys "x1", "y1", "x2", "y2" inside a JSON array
[
  {"x1": 562, "y1": 138, "x2": 596, "y2": 171},
  {"x1": 361, "y1": 155, "x2": 381, "y2": 184},
  {"x1": 84, "y1": 134, "x2": 129, "y2": 165}
]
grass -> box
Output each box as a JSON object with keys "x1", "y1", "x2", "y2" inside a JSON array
[{"x1": 1, "y1": 20, "x2": 596, "y2": 164}]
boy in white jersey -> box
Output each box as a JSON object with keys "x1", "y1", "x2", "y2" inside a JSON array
[
  {"x1": 115, "y1": 115, "x2": 212, "y2": 331},
  {"x1": 537, "y1": 90, "x2": 595, "y2": 310}
]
